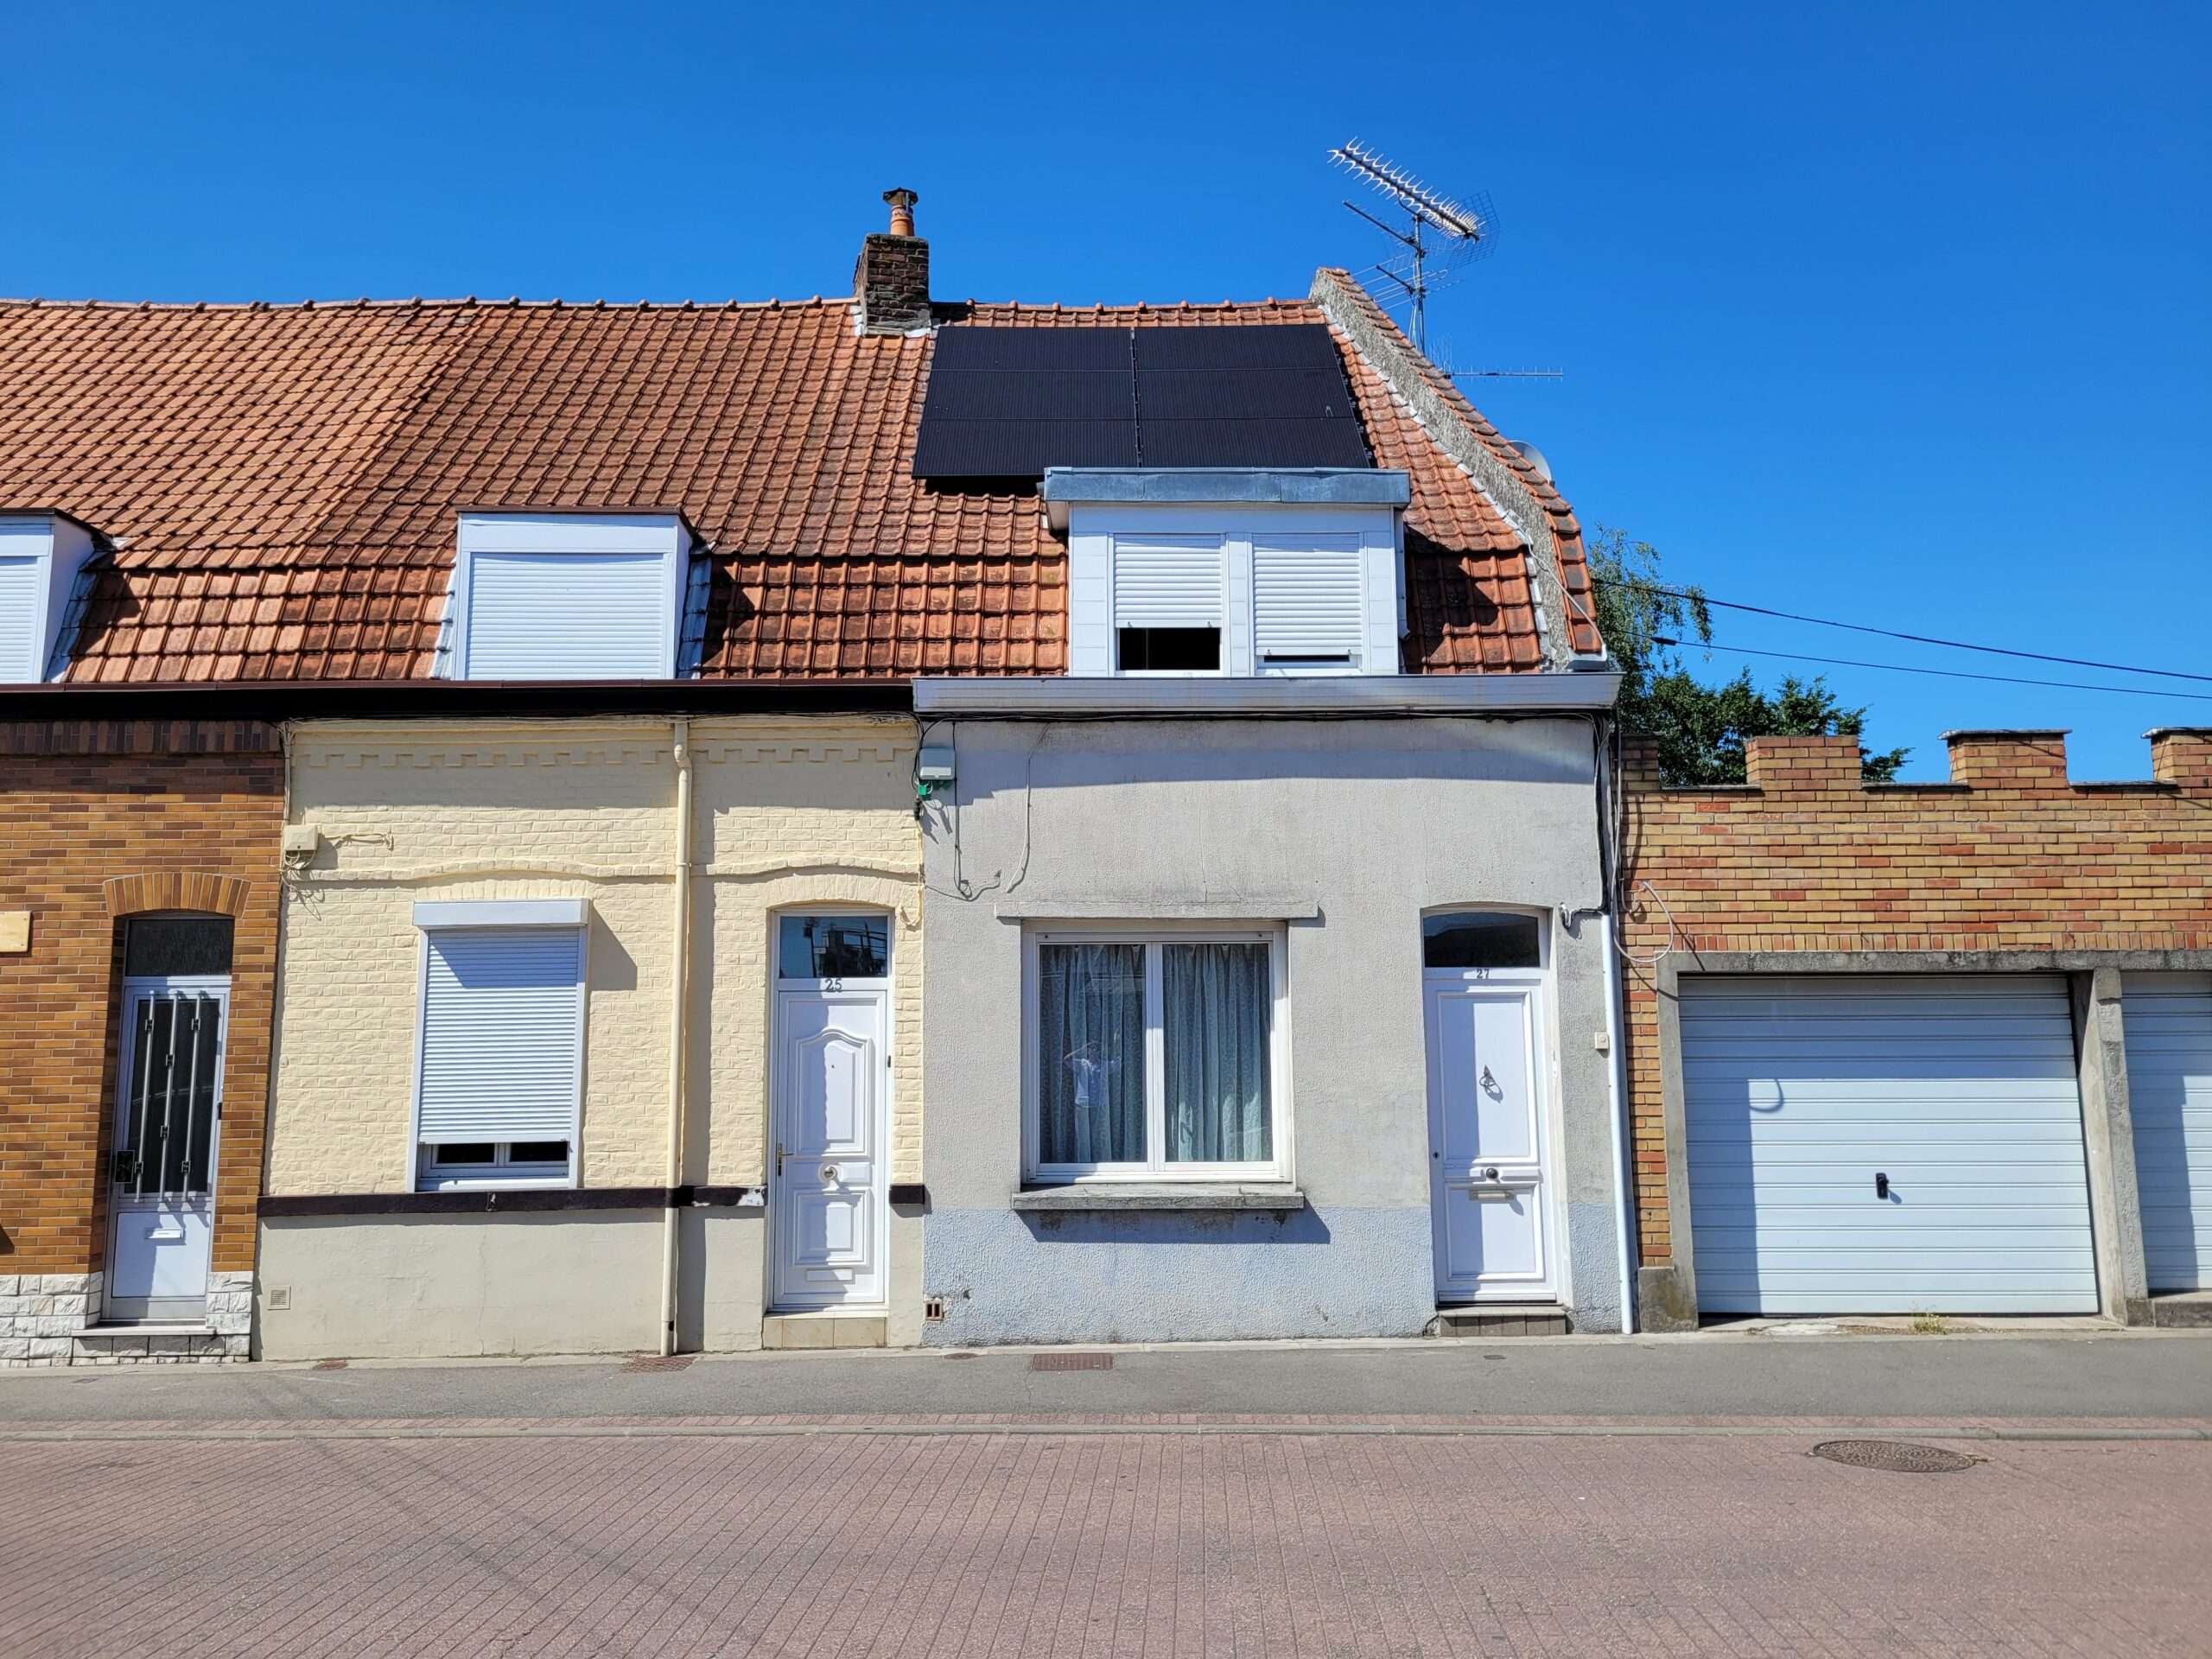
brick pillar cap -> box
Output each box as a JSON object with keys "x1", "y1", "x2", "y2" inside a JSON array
[{"x1": 1942, "y1": 728, "x2": 2071, "y2": 741}]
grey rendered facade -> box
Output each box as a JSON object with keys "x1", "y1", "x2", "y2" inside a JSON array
[{"x1": 917, "y1": 689, "x2": 1630, "y2": 1342}]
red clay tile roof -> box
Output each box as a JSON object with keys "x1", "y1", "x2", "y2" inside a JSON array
[{"x1": 0, "y1": 275, "x2": 1599, "y2": 682}]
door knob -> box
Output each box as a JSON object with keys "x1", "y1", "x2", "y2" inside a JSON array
[
  {"x1": 1482, "y1": 1166, "x2": 1501, "y2": 1183},
  {"x1": 1874, "y1": 1172, "x2": 1890, "y2": 1200},
  {"x1": 821, "y1": 1163, "x2": 839, "y2": 1185}
]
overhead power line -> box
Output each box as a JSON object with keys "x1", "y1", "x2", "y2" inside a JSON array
[
  {"x1": 1651, "y1": 636, "x2": 2212, "y2": 704},
  {"x1": 1598, "y1": 579, "x2": 2212, "y2": 687}
]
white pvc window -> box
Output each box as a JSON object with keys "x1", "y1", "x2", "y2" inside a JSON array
[
  {"x1": 0, "y1": 556, "x2": 41, "y2": 682},
  {"x1": 411, "y1": 906, "x2": 587, "y2": 1191},
  {"x1": 1111, "y1": 534, "x2": 1225, "y2": 674},
  {"x1": 450, "y1": 513, "x2": 686, "y2": 681},
  {"x1": 1252, "y1": 533, "x2": 1365, "y2": 671},
  {"x1": 1026, "y1": 927, "x2": 1287, "y2": 1181}
]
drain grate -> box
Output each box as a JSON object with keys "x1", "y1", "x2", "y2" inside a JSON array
[
  {"x1": 1029, "y1": 1351, "x2": 1113, "y2": 1372},
  {"x1": 622, "y1": 1354, "x2": 696, "y2": 1373},
  {"x1": 1811, "y1": 1439, "x2": 1977, "y2": 1474}
]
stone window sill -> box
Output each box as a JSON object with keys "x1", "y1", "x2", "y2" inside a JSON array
[{"x1": 1011, "y1": 1182, "x2": 1306, "y2": 1213}]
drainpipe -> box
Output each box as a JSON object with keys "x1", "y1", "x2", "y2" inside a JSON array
[
  {"x1": 658, "y1": 718, "x2": 694, "y2": 1357},
  {"x1": 1600, "y1": 890, "x2": 1637, "y2": 1335}
]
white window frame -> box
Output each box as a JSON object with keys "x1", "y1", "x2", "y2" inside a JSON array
[
  {"x1": 1065, "y1": 504, "x2": 1401, "y2": 679},
  {"x1": 420, "y1": 1139, "x2": 575, "y2": 1192},
  {"x1": 408, "y1": 899, "x2": 588, "y2": 1192},
  {"x1": 1022, "y1": 922, "x2": 1291, "y2": 1183},
  {"x1": 448, "y1": 512, "x2": 689, "y2": 681}
]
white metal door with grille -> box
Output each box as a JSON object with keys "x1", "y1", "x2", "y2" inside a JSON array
[
  {"x1": 2124, "y1": 972, "x2": 2212, "y2": 1291},
  {"x1": 1425, "y1": 974, "x2": 1555, "y2": 1300},
  {"x1": 771, "y1": 988, "x2": 890, "y2": 1310},
  {"x1": 107, "y1": 980, "x2": 228, "y2": 1321},
  {"x1": 1682, "y1": 975, "x2": 2097, "y2": 1315}
]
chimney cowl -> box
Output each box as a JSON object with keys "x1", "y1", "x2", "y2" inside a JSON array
[{"x1": 855, "y1": 186, "x2": 930, "y2": 334}]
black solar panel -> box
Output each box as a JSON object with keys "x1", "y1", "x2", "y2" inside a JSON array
[
  {"x1": 912, "y1": 323, "x2": 1371, "y2": 478},
  {"x1": 1138, "y1": 417, "x2": 1373, "y2": 469},
  {"x1": 1131, "y1": 323, "x2": 1338, "y2": 371}
]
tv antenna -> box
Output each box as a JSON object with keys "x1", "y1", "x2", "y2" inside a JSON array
[{"x1": 1328, "y1": 140, "x2": 1491, "y2": 350}]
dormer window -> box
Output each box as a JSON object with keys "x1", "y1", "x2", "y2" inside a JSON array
[
  {"x1": 447, "y1": 512, "x2": 691, "y2": 681},
  {"x1": 1047, "y1": 468, "x2": 1411, "y2": 679},
  {"x1": 0, "y1": 512, "x2": 98, "y2": 683}
]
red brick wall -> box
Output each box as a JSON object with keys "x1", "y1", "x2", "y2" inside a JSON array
[
  {"x1": 1620, "y1": 728, "x2": 2212, "y2": 1267},
  {"x1": 0, "y1": 721, "x2": 282, "y2": 1275}
]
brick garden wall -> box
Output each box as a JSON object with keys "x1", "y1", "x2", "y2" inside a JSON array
[
  {"x1": 0, "y1": 720, "x2": 283, "y2": 1276},
  {"x1": 1619, "y1": 728, "x2": 2212, "y2": 1267}
]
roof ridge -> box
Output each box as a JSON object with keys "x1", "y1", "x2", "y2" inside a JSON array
[
  {"x1": 0, "y1": 293, "x2": 1325, "y2": 316},
  {"x1": 0, "y1": 296, "x2": 855, "y2": 314}
]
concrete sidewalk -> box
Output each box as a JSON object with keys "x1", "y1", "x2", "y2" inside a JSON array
[{"x1": 2, "y1": 1329, "x2": 2207, "y2": 1431}]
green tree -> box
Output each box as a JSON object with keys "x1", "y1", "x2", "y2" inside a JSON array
[{"x1": 1586, "y1": 527, "x2": 1907, "y2": 785}]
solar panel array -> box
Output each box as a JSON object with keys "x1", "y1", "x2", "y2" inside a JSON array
[{"x1": 911, "y1": 323, "x2": 1373, "y2": 478}]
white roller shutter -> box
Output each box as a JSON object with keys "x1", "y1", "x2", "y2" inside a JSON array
[
  {"x1": 1682, "y1": 975, "x2": 2097, "y2": 1314},
  {"x1": 2124, "y1": 972, "x2": 2212, "y2": 1290},
  {"x1": 464, "y1": 550, "x2": 671, "y2": 679},
  {"x1": 416, "y1": 926, "x2": 586, "y2": 1144},
  {"x1": 0, "y1": 556, "x2": 43, "y2": 682},
  {"x1": 1111, "y1": 535, "x2": 1223, "y2": 628},
  {"x1": 1253, "y1": 534, "x2": 1364, "y2": 664}
]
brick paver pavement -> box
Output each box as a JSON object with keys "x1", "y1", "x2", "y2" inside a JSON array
[{"x1": 2, "y1": 1427, "x2": 2203, "y2": 1657}]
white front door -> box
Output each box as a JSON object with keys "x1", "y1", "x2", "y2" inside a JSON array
[
  {"x1": 108, "y1": 981, "x2": 228, "y2": 1322},
  {"x1": 1425, "y1": 974, "x2": 1555, "y2": 1301},
  {"x1": 771, "y1": 987, "x2": 889, "y2": 1309}
]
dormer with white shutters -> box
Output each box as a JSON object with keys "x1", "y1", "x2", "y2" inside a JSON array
[
  {"x1": 1045, "y1": 468, "x2": 1411, "y2": 677},
  {"x1": 441, "y1": 511, "x2": 696, "y2": 681},
  {"x1": 0, "y1": 512, "x2": 99, "y2": 683}
]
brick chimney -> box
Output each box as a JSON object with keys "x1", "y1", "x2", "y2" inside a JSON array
[{"x1": 854, "y1": 187, "x2": 930, "y2": 335}]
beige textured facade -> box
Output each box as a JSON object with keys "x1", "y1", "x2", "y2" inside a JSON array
[{"x1": 260, "y1": 715, "x2": 922, "y2": 1357}]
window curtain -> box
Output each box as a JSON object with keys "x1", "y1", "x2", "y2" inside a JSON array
[
  {"x1": 1038, "y1": 944, "x2": 1146, "y2": 1164},
  {"x1": 1165, "y1": 943, "x2": 1272, "y2": 1162}
]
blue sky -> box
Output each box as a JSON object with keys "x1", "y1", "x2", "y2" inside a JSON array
[{"x1": 8, "y1": 3, "x2": 2205, "y2": 778}]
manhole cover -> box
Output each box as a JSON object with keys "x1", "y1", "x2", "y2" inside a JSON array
[
  {"x1": 621, "y1": 1354, "x2": 696, "y2": 1373},
  {"x1": 1811, "y1": 1439, "x2": 1977, "y2": 1474},
  {"x1": 1030, "y1": 1351, "x2": 1113, "y2": 1372}
]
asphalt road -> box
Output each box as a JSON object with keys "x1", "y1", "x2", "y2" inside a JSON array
[{"x1": 3, "y1": 1331, "x2": 2208, "y2": 1428}]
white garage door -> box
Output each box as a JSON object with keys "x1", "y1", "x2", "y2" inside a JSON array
[
  {"x1": 1682, "y1": 976, "x2": 2098, "y2": 1314},
  {"x1": 2123, "y1": 973, "x2": 2212, "y2": 1291}
]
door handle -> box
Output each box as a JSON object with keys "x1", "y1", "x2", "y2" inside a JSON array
[
  {"x1": 1874, "y1": 1171, "x2": 1890, "y2": 1200},
  {"x1": 1479, "y1": 1066, "x2": 1497, "y2": 1092},
  {"x1": 1482, "y1": 1166, "x2": 1501, "y2": 1183}
]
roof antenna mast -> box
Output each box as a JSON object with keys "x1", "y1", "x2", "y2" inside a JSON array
[{"x1": 1327, "y1": 140, "x2": 1491, "y2": 351}]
